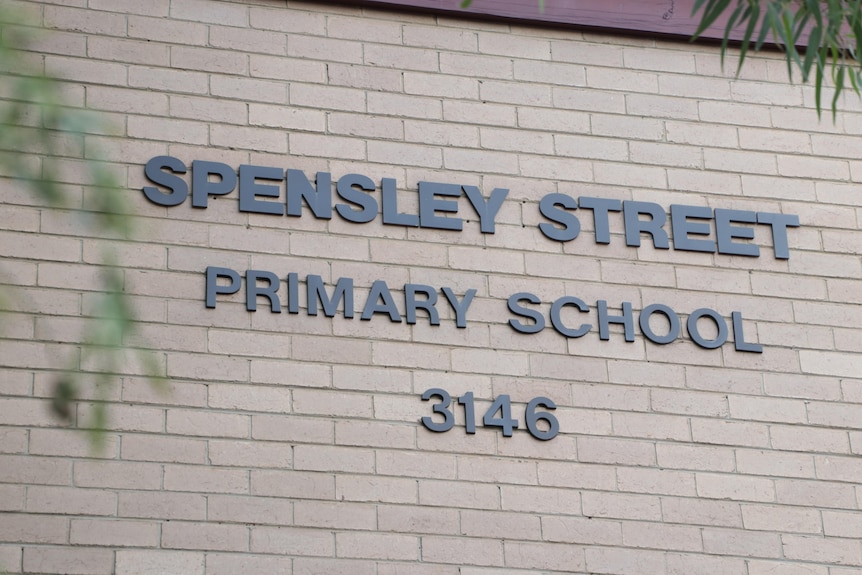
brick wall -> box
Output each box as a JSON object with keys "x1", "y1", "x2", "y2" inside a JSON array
[{"x1": 1, "y1": 0, "x2": 861, "y2": 573}]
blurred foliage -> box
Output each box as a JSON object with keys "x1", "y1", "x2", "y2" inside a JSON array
[
  {"x1": 0, "y1": 6, "x2": 161, "y2": 449},
  {"x1": 692, "y1": 0, "x2": 862, "y2": 118}
]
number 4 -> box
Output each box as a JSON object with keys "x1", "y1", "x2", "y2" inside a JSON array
[{"x1": 483, "y1": 394, "x2": 519, "y2": 437}]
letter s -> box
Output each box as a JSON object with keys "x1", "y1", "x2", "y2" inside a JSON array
[
  {"x1": 508, "y1": 292, "x2": 545, "y2": 334},
  {"x1": 143, "y1": 155, "x2": 188, "y2": 207}
]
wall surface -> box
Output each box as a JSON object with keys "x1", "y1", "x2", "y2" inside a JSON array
[{"x1": 1, "y1": 0, "x2": 862, "y2": 574}]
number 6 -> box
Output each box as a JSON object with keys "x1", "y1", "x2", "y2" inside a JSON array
[{"x1": 525, "y1": 397, "x2": 559, "y2": 441}]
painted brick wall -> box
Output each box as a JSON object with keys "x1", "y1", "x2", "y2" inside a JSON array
[{"x1": 1, "y1": 0, "x2": 862, "y2": 573}]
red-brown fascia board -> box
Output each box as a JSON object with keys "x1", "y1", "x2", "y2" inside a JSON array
[{"x1": 335, "y1": 0, "x2": 767, "y2": 45}]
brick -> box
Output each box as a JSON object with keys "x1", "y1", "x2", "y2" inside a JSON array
[
  {"x1": 336, "y1": 531, "x2": 419, "y2": 560},
  {"x1": 419, "y1": 479, "x2": 500, "y2": 510},
  {"x1": 782, "y1": 534, "x2": 862, "y2": 565},
  {"x1": 44, "y1": 5, "x2": 126, "y2": 35},
  {"x1": 129, "y1": 116, "x2": 208, "y2": 145},
  {"x1": 294, "y1": 500, "x2": 376, "y2": 530},
  {"x1": 71, "y1": 518, "x2": 161, "y2": 547},
  {"x1": 582, "y1": 492, "x2": 661, "y2": 521},
  {"x1": 289, "y1": 35, "x2": 360, "y2": 63},
  {"x1": 208, "y1": 494, "x2": 292, "y2": 526},
  {"x1": 461, "y1": 509, "x2": 541, "y2": 540},
  {"x1": 0, "y1": 455, "x2": 70, "y2": 485},
  {"x1": 26, "y1": 485, "x2": 117, "y2": 516},
  {"x1": 23, "y1": 547, "x2": 114, "y2": 575},
  {"x1": 614, "y1": 412, "x2": 690, "y2": 441},
  {"x1": 166, "y1": 353, "x2": 248, "y2": 382},
  {"x1": 166, "y1": 409, "x2": 250, "y2": 438},
  {"x1": 252, "y1": 469, "x2": 335, "y2": 500},
  {"x1": 441, "y1": 52, "x2": 510, "y2": 79},
  {"x1": 294, "y1": 445, "x2": 374, "y2": 473},
  {"x1": 163, "y1": 465, "x2": 249, "y2": 494},
  {"x1": 703, "y1": 527, "x2": 782, "y2": 558},
  {"x1": 823, "y1": 511, "x2": 862, "y2": 538},
  {"x1": 578, "y1": 436, "x2": 656, "y2": 466},
  {"x1": 747, "y1": 561, "x2": 829, "y2": 575},
  {"x1": 376, "y1": 450, "x2": 456, "y2": 480},
  {"x1": 667, "y1": 553, "x2": 747, "y2": 575},
  {"x1": 116, "y1": 550, "x2": 204, "y2": 575},
  {"x1": 0, "y1": 513, "x2": 67, "y2": 544},
  {"x1": 775, "y1": 478, "x2": 857, "y2": 509},
  {"x1": 741, "y1": 504, "x2": 822, "y2": 534},
  {"x1": 0, "y1": 484, "x2": 24, "y2": 512},
  {"x1": 0, "y1": 546, "x2": 21, "y2": 573},
  {"x1": 250, "y1": 6, "x2": 325, "y2": 34},
  {"x1": 617, "y1": 467, "x2": 696, "y2": 496},
  {"x1": 294, "y1": 557, "x2": 375, "y2": 575},
  {"x1": 119, "y1": 491, "x2": 206, "y2": 520},
  {"x1": 770, "y1": 424, "x2": 850, "y2": 454},
  {"x1": 208, "y1": 383, "x2": 292, "y2": 413},
  {"x1": 377, "y1": 504, "x2": 459, "y2": 535},
  {"x1": 736, "y1": 449, "x2": 816, "y2": 479},
  {"x1": 623, "y1": 521, "x2": 703, "y2": 552},
  {"x1": 170, "y1": 95, "x2": 248, "y2": 124},
  {"x1": 662, "y1": 497, "x2": 742, "y2": 528},
  {"x1": 421, "y1": 536, "x2": 503, "y2": 567},
  {"x1": 206, "y1": 553, "x2": 291, "y2": 575},
  {"x1": 691, "y1": 419, "x2": 770, "y2": 448},
  {"x1": 162, "y1": 521, "x2": 248, "y2": 552},
  {"x1": 364, "y1": 43, "x2": 439, "y2": 72},
  {"x1": 479, "y1": 80, "x2": 551, "y2": 107},
  {"x1": 656, "y1": 443, "x2": 735, "y2": 472},
  {"x1": 170, "y1": 0, "x2": 247, "y2": 25},
  {"x1": 252, "y1": 414, "x2": 334, "y2": 444},
  {"x1": 584, "y1": 547, "x2": 665, "y2": 575},
  {"x1": 696, "y1": 472, "x2": 775, "y2": 502}
]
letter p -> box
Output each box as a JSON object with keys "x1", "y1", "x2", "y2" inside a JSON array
[{"x1": 205, "y1": 266, "x2": 241, "y2": 308}]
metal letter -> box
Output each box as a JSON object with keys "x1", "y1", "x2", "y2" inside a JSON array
[
  {"x1": 732, "y1": 311, "x2": 762, "y2": 353},
  {"x1": 205, "y1": 266, "x2": 240, "y2": 308},
  {"x1": 623, "y1": 200, "x2": 669, "y2": 249},
  {"x1": 597, "y1": 300, "x2": 636, "y2": 342},
  {"x1": 143, "y1": 155, "x2": 188, "y2": 207},
  {"x1": 687, "y1": 308, "x2": 728, "y2": 349},
  {"x1": 757, "y1": 212, "x2": 800, "y2": 260},
  {"x1": 307, "y1": 275, "x2": 354, "y2": 318},
  {"x1": 191, "y1": 160, "x2": 237, "y2": 208},
  {"x1": 239, "y1": 164, "x2": 284, "y2": 215},
  {"x1": 442, "y1": 287, "x2": 476, "y2": 329},
  {"x1": 507, "y1": 292, "x2": 545, "y2": 334},
  {"x1": 336, "y1": 173, "x2": 378, "y2": 223},
  {"x1": 538, "y1": 193, "x2": 580, "y2": 242},
  {"x1": 405, "y1": 284, "x2": 440, "y2": 325},
  {"x1": 670, "y1": 204, "x2": 715, "y2": 253},
  {"x1": 286, "y1": 169, "x2": 332, "y2": 219},
  {"x1": 715, "y1": 208, "x2": 759, "y2": 257},
  {"x1": 362, "y1": 280, "x2": 402, "y2": 322},
  {"x1": 418, "y1": 182, "x2": 463, "y2": 231},
  {"x1": 381, "y1": 178, "x2": 419, "y2": 227},
  {"x1": 578, "y1": 197, "x2": 621, "y2": 244},
  {"x1": 639, "y1": 303, "x2": 680, "y2": 344},
  {"x1": 550, "y1": 296, "x2": 591, "y2": 337},
  {"x1": 246, "y1": 270, "x2": 281, "y2": 312},
  {"x1": 463, "y1": 185, "x2": 508, "y2": 234}
]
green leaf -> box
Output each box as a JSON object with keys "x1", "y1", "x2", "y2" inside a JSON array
[
  {"x1": 832, "y1": 63, "x2": 845, "y2": 120},
  {"x1": 693, "y1": 0, "x2": 734, "y2": 40}
]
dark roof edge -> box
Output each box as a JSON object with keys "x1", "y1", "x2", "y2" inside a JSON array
[{"x1": 333, "y1": 0, "x2": 758, "y2": 45}]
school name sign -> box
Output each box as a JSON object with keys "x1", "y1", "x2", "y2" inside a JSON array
[{"x1": 142, "y1": 156, "x2": 802, "y2": 353}]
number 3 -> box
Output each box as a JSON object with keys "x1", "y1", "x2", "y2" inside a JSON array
[{"x1": 421, "y1": 388, "x2": 454, "y2": 432}]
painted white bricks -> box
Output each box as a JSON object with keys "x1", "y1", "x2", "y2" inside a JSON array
[{"x1": 1, "y1": 0, "x2": 861, "y2": 573}]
